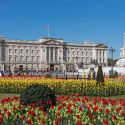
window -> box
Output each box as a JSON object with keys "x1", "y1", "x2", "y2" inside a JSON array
[
  {"x1": 100, "y1": 51, "x2": 101, "y2": 55},
  {"x1": 26, "y1": 56, "x2": 29, "y2": 62},
  {"x1": 9, "y1": 49, "x2": 11, "y2": 53},
  {"x1": 100, "y1": 58, "x2": 101, "y2": 62},
  {"x1": 37, "y1": 50, "x2": 39, "y2": 54},
  {"x1": 9, "y1": 56, "x2": 11, "y2": 61},
  {"x1": 15, "y1": 49, "x2": 18, "y2": 53},
  {"x1": 32, "y1": 50, "x2": 34, "y2": 54},
  {"x1": 37, "y1": 56, "x2": 39, "y2": 62},
  {"x1": 20, "y1": 56, "x2": 23, "y2": 61},
  {"x1": 86, "y1": 57, "x2": 88, "y2": 62},
  {"x1": 82, "y1": 57, "x2": 84, "y2": 62},
  {"x1": 103, "y1": 51, "x2": 105, "y2": 56},
  {"x1": 68, "y1": 57, "x2": 70, "y2": 62},
  {"x1": 15, "y1": 56, "x2": 17, "y2": 61},
  {"x1": 103, "y1": 58, "x2": 105, "y2": 62},
  {"x1": 77, "y1": 51, "x2": 79, "y2": 55},
  {"x1": 76, "y1": 57, "x2": 80, "y2": 63},
  {"x1": 21, "y1": 49, "x2": 23, "y2": 53},
  {"x1": 26, "y1": 49, "x2": 28, "y2": 53},
  {"x1": 31, "y1": 56, "x2": 34, "y2": 61}
]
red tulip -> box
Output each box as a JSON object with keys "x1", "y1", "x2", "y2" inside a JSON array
[
  {"x1": 58, "y1": 105, "x2": 62, "y2": 110},
  {"x1": 39, "y1": 106, "x2": 44, "y2": 111},
  {"x1": 27, "y1": 119, "x2": 32, "y2": 124},
  {"x1": 37, "y1": 116, "x2": 40, "y2": 121},
  {"x1": 39, "y1": 100, "x2": 42, "y2": 104},
  {"x1": 93, "y1": 106, "x2": 98, "y2": 112},
  {"x1": 68, "y1": 108, "x2": 72, "y2": 114},
  {"x1": 42, "y1": 120, "x2": 46, "y2": 124},
  {"x1": 0, "y1": 117, "x2": 3, "y2": 123},
  {"x1": 31, "y1": 111, "x2": 35, "y2": 117},
  {"x1": 43, "y1": 112, "x2": 46, "y2": 116},
  {"x1": 56, "y1": 111, "x2": 60, "y2": 116},
  {"x1": 76, "y1": 115, "x2": 80, "y2": 119},
  {"x1": 112, "y1": 114, "x2": 117, "y2": 121},
  {"x1": 3, "y1": 107, "x2": 7, "y2": 112},
  {"x1": 7, "y1": 111, "x2": 11, "y2": 116},
  {"x1": 89, "y1": 114, "x2": 94, "y2": 119},
  {"x1": 79, "y1": 106, "x2": 82, "y2": 111},
  {"x1": 116, "y1": 107, "x2": 121, "y2": 112},
  {"x1": 99, "y1": 108, "x2": 102, "y2": 112},
  {"x1": 32, "y1": 103, "x2": 36, "y2": 109},
  {"x1": 120, "y1": 101, "x2": 125, "y2": 106},
  {"x1": 76, "y1": 93, "x2": 79, "y2": 97},
  {"x1": 121, "y1": 111, "x2": 125, "y2": 116},
  {"x1": 20, "y1": 115, "x2": 25, "y2": 121},
  {"x1": 50, "y1": 105, "x2": 54, "y2": 109},
  {"x1": 105, "y1": 109, "x2": 110, "y2": 114},
  {"x1": 77, "y1": 120, "x2": 82, "y2": 125},
  {"x1": 103, "y1": 118, "x2": 108, "y2": 125}
]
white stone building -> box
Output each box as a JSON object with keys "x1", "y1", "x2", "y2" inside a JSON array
[
  {"x1": 0, "y1": 36, "x2": 108, "y2": 71},
  {"x1": 116, "y1": 33, "x2": 125, "y2": 67}
]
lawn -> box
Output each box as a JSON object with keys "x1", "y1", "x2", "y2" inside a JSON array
[
  {"x1": 0, "y1": 93, "x2": 124, "y2": 101},
  {"x1": 0, "y1": 93, "x2": 19, "y2": 100}
]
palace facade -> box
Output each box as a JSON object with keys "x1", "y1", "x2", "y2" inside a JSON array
[
  {"x1": 0, "y1": 36, "x2": 108, "y2": 71},
  {"x1": 116, "y1": 33, "x2": 125, "y2": 67}
]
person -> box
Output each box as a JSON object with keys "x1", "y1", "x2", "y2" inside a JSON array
[
  {"x1": 88, "y1": 71, "x2": 90, "y2": 80},
  {"x1": 1, "y1": 71, "x2": 4, "y2": 76},
  {"x1": 93, "y1": 71, "x2": 96, "y2": 80},
  {"x1": 9, "y1": 71, "x2": 12, "y2": 77}
]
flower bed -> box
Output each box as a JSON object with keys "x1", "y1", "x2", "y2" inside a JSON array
[
  {"x1": 0, "y1": 78, "x2": 125, "y2": 96},
  {"x1": 0, "y1": 95, "x2": 125, "y2": 124}
]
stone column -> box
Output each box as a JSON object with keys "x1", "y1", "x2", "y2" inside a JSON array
[
  {"x1": 92, "y1": 48, "x2": 96, "y2": 60},
  {"x1": 97, "y1": 49, "x2": 99, "y2": 63},
  {"x1": 12, "y1": 46, "x2": 14, "y2": 62},
  {"x1": 0, "y1": 43, "x2": 1, "y2": 63},
  {"x1": 55, "y1": 47, "x2": 57, "y2": 63},
  {"x1": 40, "y1": 47, "x2": 42, "y2": 63},
  {"x1": 53, "y1": 47, "x2": 55, "y2": 63},
  {"x1": 1, "y1": 64, "x2": 4, "y2": 71},
  {"x1": 45, "y1": 47, "x2": 47, "y2": 63},
  {"x1": 57, "y1": 48, "x2": 59, "y2": 63},
  {"x1": 104, "y1": 50, "x2": 107, "y2": 65},
  {"x1": 49, "y1": 47, "x2": 51, "y2": 63}
]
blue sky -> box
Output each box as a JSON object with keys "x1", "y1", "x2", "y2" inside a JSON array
[{"x1": 0, "y1": 0, "x2": 125, "y2": 58}]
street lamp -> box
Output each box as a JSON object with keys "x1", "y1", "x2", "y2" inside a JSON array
[{"x1": 109, "y1": 47, "x2": 115, "y2": 75}]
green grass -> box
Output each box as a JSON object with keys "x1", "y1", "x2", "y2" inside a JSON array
[
  {"x1": 0, "y1": 93, "x2": 19, "y2": 100},
  {"x1": 104, "y1": 95, "x2": 125, "y2": 99},
  {"x1": 0, "y1": 93, "x2": 124, "y2": 101}
]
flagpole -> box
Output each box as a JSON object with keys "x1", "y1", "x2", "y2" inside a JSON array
[{"x1": 47, "y1": 24, "x2": 50, "y2": 38}]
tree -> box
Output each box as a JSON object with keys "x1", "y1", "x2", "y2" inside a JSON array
[
  {"x1": 107, "y1": 58, "x2": 117, "y2": 66},
  {"x1": 96, "y1": 65, "x2": 104, "y2": 86},
  {"x1": 107, "y1": 58, "x2": 112, "y2": 66}
]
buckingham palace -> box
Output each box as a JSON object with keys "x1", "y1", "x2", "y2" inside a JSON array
[{"x1": 0, "y1": 36, "x2": 108, "y2": 72}]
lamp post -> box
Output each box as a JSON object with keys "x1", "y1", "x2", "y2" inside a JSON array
[{"x1": 109, "y1": 47, "x2": 115, "y2": 75}]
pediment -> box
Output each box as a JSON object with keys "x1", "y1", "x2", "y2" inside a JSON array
[
  {"x1": 41, "y1": 40, "x2": 62, "y2": 45},
  {"x1": 96, "y1": 44, "x2": 108, "y2": 48}
]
